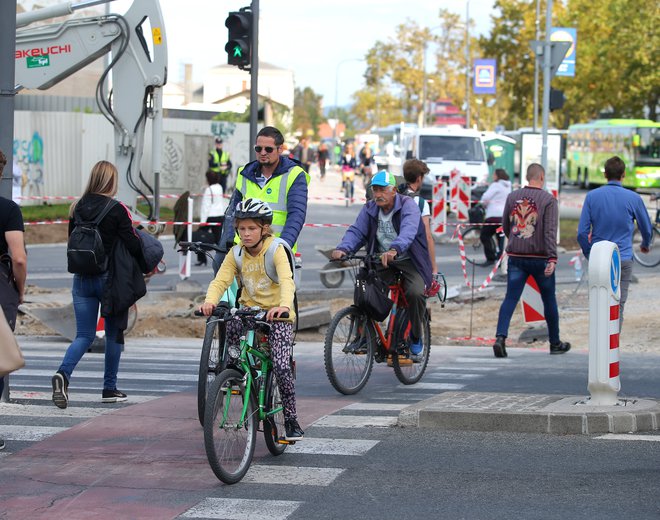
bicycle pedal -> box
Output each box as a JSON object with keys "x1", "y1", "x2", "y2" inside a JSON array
[{"x1": 277, "y1": 437, "x2": 295, "y2": 445}]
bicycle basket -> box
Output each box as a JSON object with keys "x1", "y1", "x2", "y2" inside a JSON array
[{"x1": 353, "y1": 266, "x2": 393, "y2": 322}]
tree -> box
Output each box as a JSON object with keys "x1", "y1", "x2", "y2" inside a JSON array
[{"x1": 292, "y1": 86, "x2": 325, "y2": 139}]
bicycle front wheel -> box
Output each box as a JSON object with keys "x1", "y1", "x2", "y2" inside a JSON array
[
  {"x1": 197, "y1": 319, "x2": 226, "y2": 426},
  {"x1": 461, "y1": 226, "x2": 490, "y2": 266},
  {"x1": 204, "y1": 369, "x2": 257, "y2": 484},
  {"x1": 324, "y1": 306, "x2": 375, "y2": 395},
  {"x1": 391, "y1": 308, "x2": 431, "y2": 385},
  {"x1": 263, "y1": 370, "x2": 287, "y2": 456},
  {"x1": 633, "y1": 227, "x2": 660, "y2": 267}
]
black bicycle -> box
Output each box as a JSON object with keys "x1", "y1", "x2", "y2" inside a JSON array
[{"x1": 178, "y1": 241, "x2": 237, "y2": 426}]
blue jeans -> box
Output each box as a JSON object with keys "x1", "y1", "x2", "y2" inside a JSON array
[
  {"x1": 58, "y1": 274, "x2": 122, "y2": 390},
  {"x1": 496, "y1": 256, "x2": 560, "y2": 344}
]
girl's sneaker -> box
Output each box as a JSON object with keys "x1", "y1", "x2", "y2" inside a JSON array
[
  {"x1": 284, "y1": 419, "x2": 304, "y2": 441},
  {"x1": 102, "y1": 389, "x2": 128, "y2": 403}
]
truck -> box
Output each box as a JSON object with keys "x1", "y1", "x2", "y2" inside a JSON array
[{"x1": 402, "y1": 127, "x2": 493, "y2": 203}]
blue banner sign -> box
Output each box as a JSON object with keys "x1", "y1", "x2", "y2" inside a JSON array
[
  {"x1": 551, "y1": 27, "x2": 577, "y2": 77},
  {"x1": 473, "y1": 59, "x2": 496, "y2": 95}
]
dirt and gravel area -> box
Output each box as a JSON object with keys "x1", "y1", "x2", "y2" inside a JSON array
[{"x1": 16, "y1": 275, "x2": 660, "y2": 355}]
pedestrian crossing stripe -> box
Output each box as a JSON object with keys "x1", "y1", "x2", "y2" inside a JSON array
[
  {"x1": 242, "y1": 465, "x2": 344, "y2": 486},
  {"x1": 181, "y1": 498, "x2": 302, "y2": 520},
  {"x1": 0, "y1": 403, "x2": 110, "y2": 418},
  {"x1": 426, "y1": 372, "x2": 482, "y2": 380},
  {"x1": 596, "y1": 434, "x2": 660, "y2": 442},
  {"x1": 343, "y1": 403, "x2": 409, "y2": 411},
  {"x1": 0, "y1": 424, "x2": 67, "y2": 441},
  {"x1": 8, "y1": 391, "x2": 160, "y2": 403},
  {"x1": 398, "y1": 382, "x2": 464, "y2": 390},
  {"x1": 14, "y1": 368, "x2": 198, "y2": 382},
  {"x1": 287, "y1": 437, "x2": 379, "y2": 456},
  {"x1": 312, "y1": 415, "x2": 398, "y2": 428}
]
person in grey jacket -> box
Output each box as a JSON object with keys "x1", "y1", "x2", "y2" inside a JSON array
[{"x1": 332, "y1": 171, "x2": 432, "y2": 356}]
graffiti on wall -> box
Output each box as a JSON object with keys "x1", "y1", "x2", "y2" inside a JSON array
[
  {"x1": 13, "y1": 131, "x2": 44, "y2": 198},
  {"x1": 161, "y1": 135, "x2": 184, "y2": 188}
]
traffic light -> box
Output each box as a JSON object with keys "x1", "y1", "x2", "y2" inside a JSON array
[
  {"x1": 549, "y1": 88, "x2": 565, "y2": 111},
  {"x1": 225, "y1": 9, "x2": 252, "y2": 69}
]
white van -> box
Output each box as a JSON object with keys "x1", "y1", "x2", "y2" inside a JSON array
[{"x1": 403, "y1": 127, "x2": 492, "y2": 201}]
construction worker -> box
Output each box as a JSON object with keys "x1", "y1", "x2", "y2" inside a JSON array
[
  {"x1": 216, "y1": 127, "x2": 309, "y2": 266},
  {"x1": 208, "y1": 137, "x2": 232, "y2": 192}
]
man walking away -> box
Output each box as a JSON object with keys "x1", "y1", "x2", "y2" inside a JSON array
[
  {"x1": 577, "y1": 155, "x2": 653, "y2": 328},
  {"x1": 492, "y1": 163, "x2": 570, "y2": 358}
]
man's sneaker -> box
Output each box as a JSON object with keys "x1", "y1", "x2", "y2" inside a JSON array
[
  {"x1": 0, "y1": 438, "x2": 5, "y2": 451},
  {"x1": 51, "y1": 371, "x2": 69, "y2": 409},
  {"x1": 284, "y1": 419, "x2": 304, "y2": 441},
  {"x1": 410, "y1": 339, "x2": 423, "y2": 355},
  {"x1": 550, "y1": 341, "x2": 571, "y2": 355},
  {"x1": 102, "y1": 389, "x2": 128, "y2": 403},
  {"x1": 343, "y1": 336, "x2": 367, "y2": 354},
  {"x1": 493, "y1": 335, "x2": 507, "y2": 358}
]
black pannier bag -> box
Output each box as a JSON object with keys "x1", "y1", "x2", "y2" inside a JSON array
[{"x1": 353, "y1": 266, "x2": 393, "y2": 321}]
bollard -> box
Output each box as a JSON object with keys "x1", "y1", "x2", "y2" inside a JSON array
[
  {"x1": 586, "y1": 240, "x2": 621, "y2": 405},
  {"x1": 431, "y1": 181, "x2": 446, "y2": 237},
  {"x1": 178, "y1": 197, "x2": 194, "y2": 280}
]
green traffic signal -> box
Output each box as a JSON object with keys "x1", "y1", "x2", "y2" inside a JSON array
[{"x1": 233, "y1": 45, "x2": 242, "y2": 58}]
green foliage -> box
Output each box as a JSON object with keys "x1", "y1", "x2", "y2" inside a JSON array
[
  {"x1": 293, "y1": 86, "x2": 325, "y2": 139},
  {"x1": 20, "y1": 203, "x2": 174, "y2": 222},
  {"x1": 212, "y1": 109, "x2": 249, "y2": 123}
]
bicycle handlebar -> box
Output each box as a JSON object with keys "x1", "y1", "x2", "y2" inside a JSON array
[
  {"x1": 194, "y1": 305, "x2": 289, "y2": 321},
  {"x1": 178, "y1": 241, "x2": 225, "y2": 254}
]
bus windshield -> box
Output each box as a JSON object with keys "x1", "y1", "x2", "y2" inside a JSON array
[
  {"x1": 419, "y1": 136, "x2": 485, "y2": 162},
  {"x1": 636, "y1": 127, "x2": 660, "y2": 165}
]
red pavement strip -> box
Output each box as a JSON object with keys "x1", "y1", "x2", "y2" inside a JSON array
[{"x1": 0, "y1": 392, "x2": 351, "y2": 519}]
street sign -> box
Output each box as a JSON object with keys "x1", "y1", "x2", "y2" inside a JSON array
[
  {"x1": 550, "y1": 27, "x2": 577, "y2": 77},
  {"x1": 529, "y1": 40, "x2": 571, "y2": 80},
  {"x1": 473, "y1": 59, "x2": 496, "y2": 95}
]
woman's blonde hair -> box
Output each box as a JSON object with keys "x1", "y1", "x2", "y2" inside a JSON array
[
  {"x1": 234, "y1": 218, "x2": 272, "y2": 237},
  {"x1": 69, "y1": 161, "x2": 118, "y2": 216}
]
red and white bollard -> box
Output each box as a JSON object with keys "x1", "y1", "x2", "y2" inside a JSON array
[
  {"x1": 587, "y1": 241, "x2": 621, "y2": 405},
  {"x1": 431, "y1": 181, "x2": 446, "y2": 237},
  {"x1": 520, "y1": 276, "x2": 546, "y2": 324}
]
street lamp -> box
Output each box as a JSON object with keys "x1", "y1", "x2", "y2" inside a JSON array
[
  {"x1": 333, "y1": 58, "x2": 364, "y2": 140},
  {"x1": 465, "y1": 0, "x2": 471, "y2": 129}
]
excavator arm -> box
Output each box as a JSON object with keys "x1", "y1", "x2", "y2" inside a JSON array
[{"x1": 15, "y1": 0, "x2": 167, "y2": 219}]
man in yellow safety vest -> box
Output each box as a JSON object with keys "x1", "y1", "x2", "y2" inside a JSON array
[
  {"x1": 216, "y1": 126, "x2": 309, "y2": 264},
  {"x1": 208, "y1": 137, "x2": 232, "y2": 191}
]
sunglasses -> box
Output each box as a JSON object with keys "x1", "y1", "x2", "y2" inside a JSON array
[{"x1": 254, "y1": 145, "x2": 276, "y2": 154}]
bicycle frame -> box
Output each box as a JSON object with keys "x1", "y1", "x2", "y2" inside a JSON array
[{"x1": 370, "y1": 279, "x2": 410, "y2": 352}]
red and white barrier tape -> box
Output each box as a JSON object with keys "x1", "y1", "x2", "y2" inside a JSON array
[
  {"x1": 456, "y1": 224, "x2": 505, "y2": 291},
  {"x1": 24, "y1": 219, "x2": 351, "y2": 228}
]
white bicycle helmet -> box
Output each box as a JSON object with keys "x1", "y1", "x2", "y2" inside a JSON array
[{"x1": 234, "y1": 198, "x2": 273, "y2": 224}]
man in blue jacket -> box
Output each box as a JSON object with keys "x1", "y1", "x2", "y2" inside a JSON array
[
  {"x1": 332, "y1": 170, "x2": 433, "y2": 356},
  {"x1": 577, "y1": 155, "x2": 653, "y2": 326}
]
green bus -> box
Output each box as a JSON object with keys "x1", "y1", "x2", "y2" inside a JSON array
[{"x1": 566, "y1": 119, "x2": 660, "y2": 190}]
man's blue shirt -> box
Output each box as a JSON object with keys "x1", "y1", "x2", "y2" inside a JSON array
[{"x1": 577, "y1": 181, "x2": 653, "y2": 260}]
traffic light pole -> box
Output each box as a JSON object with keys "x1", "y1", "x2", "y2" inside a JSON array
[
  {"x1": 541, "y1": 0, "x2": 552, "y2": 175},
  {"x1": 248, "y1": 0, "x2": 259, "y2": 162}
]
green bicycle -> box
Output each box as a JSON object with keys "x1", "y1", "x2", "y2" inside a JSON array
[{"x1": 198, "y1": 306, "x2": 294, "y2": 484}]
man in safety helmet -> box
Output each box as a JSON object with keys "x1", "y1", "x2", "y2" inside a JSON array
[
  {"x1": 215, "y1": 126, "x2": 309, "y2": 269},
  {"x1": 208, "y1": 137, "x2": 232, "y2": 192}
]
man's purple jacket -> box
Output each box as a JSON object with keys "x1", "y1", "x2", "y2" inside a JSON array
[{"x1": 336, "y1": 193, "x2": 433, "y2": 287}]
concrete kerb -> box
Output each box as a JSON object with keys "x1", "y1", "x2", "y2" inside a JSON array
[{"x1": 398, "y1": 391, "x2": 660, "y2": 435}]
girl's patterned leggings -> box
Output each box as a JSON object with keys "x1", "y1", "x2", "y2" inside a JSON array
[{"x1": 225, "y1": 317, "x2": 297, "y2": 420}]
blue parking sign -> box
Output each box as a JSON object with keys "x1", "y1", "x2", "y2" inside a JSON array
[
  {"x1": 473, "y1": 59, "x2": 496, "y2": 95},
  {"x1": 551, "y1": 27, "x2": 577, "y2": 77}
]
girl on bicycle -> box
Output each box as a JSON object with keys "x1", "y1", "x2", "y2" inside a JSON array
[{"x1": 199, "y1": 198, "x2": 304, "y2": 441}]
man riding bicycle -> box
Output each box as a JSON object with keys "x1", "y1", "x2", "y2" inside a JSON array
[{"x1": 331, "y1": 170, "x2": 433, "y2": 356}]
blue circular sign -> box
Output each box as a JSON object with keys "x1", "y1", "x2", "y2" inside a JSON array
[{"x1": 610, "y1": 247, "x2": 620, "y2": 294}]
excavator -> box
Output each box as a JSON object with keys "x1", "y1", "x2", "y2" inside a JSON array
[{"x1": 14, "y1": 0, "x2": 168, "y2": 224}]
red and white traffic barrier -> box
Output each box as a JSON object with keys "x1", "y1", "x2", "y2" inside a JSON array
[
  {"x1": 520, "y1": 276, "x2": 546, "y2": 324},
  {"x1": 431, "y1": 181, "x2": 446, "y2": 237},
  {"x1": 456, "y1": 225, "x2": 505, "y2": 291},
  {"x1": 449, "y1": 169, "x2": 471, "y2": 221},
  {"x1": 587, "y1": 240, "x2": 622, "y2": 405}
]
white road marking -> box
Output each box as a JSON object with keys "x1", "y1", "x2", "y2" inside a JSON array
[
  {"x1": 0, "y1": 403, "x2": 108, "y2": 418},
  {"x1": 398, "y1": 382, "x2": 465, "y2": 390},
  {"x1": 180, "y1": 498, "x2": 302, "y2": 520},
  {"x1": 287, "y1": 437, "x2": 379, "y2": 456},
  {"x1": 596, "y1": 434, "x2": 660, "y2": 442},
  {"x1": 426, "y1": 372, "x2": 482, "y2": 380},
  {"x1": 242, "y1": 465, "x2": 344, "y2": 486},
  {"x1": 8, "y1": 391, "x2": 159, "y2": 403},
  {"x1": 455, "y1": 357, "x2": 511, "y2": 364},
  {"x1": 0, "y1": 425, "x2": 68, "y2": 441},
  {"x1": 14, "y1": 369, "x2": 197, "y2": 382},
  {"x1": 312, "y1": 415, "x2": 398, "y2": 428},
  {"x1": 343, "y1": 402, "x2": 408, "y2": 411}
]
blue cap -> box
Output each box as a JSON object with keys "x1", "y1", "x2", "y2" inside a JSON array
[{"x1": 370, "y1": 170, "x2": 396, "y2": 187}]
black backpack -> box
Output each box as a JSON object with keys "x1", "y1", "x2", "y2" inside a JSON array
[{"x1": 67, "y1": 199, "x2": 118, "y2": 275}]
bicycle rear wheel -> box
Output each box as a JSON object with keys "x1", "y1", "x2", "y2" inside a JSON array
[
  {"x1": 462, "y1": 226, "x2": 490, "y2": 266},
  {"x1": 391, "y1": 308, "x2": 431, "y2": 385},
  {"x1": 204, "y1": 369, "x2": 257, "y2": 484},
  {"x1": 197, "y1": 319, "x2": 226, "y2": 426},
  {"x1": 263, "y1": 370, "x2": 287, "y2": 455},
  {"x1": 633, "y1": 227, "x2": 660, "y2": 267},
  {"x1": 324, "y1": 306, "x2": 375, "y2": 395}
]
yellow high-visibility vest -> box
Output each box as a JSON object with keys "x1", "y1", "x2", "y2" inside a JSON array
[
  {"x1": 235, "y1": 164, "x2": 310, "y2": 251},
  {"x1": 210, "y1": 150, "x2": 230, "y2": 174}
]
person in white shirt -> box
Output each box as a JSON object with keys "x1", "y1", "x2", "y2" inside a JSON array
[
  {"x1": 479, "y1": 168, "x2": 512, "y2": 264},
  {"x1": 194, "y1": 170, "x2": 226, "y2": 266}
]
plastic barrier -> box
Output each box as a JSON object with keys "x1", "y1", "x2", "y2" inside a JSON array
[
  {"x1": 520, "y1": 276, "x2": 546, "y2": 324},
  {"x1": 449, "y1": 169, "x2": 471, "y2": 221},
  {"x1": 456, "y1": 225, "x2": 505, "y2": 291},
  {"x1": 431, "y1": 181, "x2": 446, "y2": 237},
  {"x1": 586, "y1": 240, "x2": 621, "y2": 406}
]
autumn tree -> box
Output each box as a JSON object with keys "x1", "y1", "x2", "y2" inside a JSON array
[{"x1": 292, "y1": 86, "x2": 325, "y2": 139}]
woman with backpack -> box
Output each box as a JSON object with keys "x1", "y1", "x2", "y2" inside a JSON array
[
  {"x1": 199, "y1": 198, "x2": 304, "y2": 441},
  {"x1": 51, "y1": 161, "x2": 144, "y2": 409}
]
